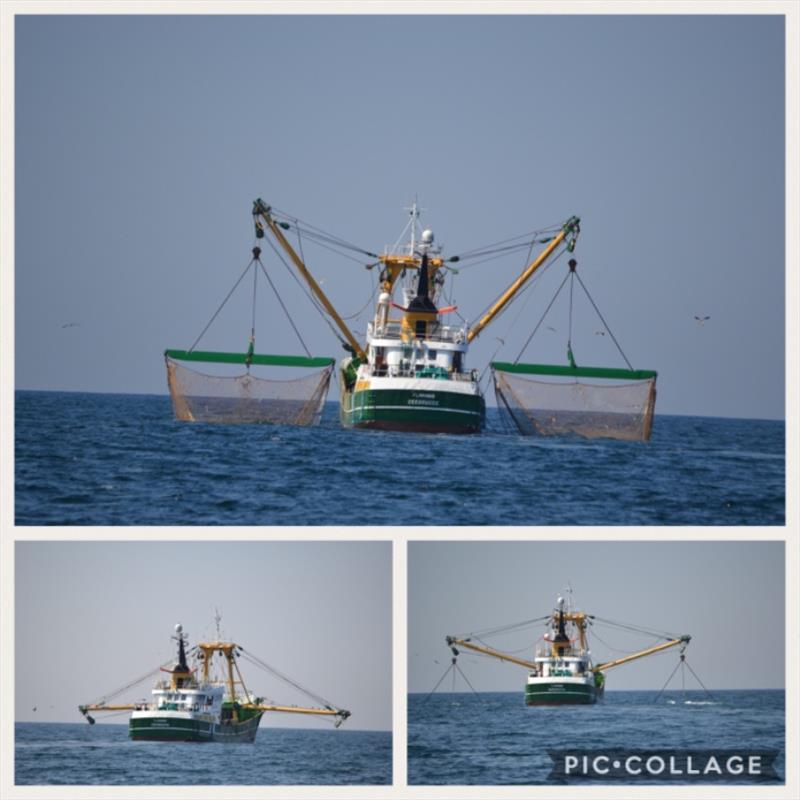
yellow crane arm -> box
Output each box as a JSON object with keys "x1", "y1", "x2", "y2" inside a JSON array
[
  {"x1": 252, "y1": 199, "x2": 367, "y2": 361},
  {"x1": 79, "y1": 703, "x2": 138, "y2": 712},
  {"x1": 247, "y1": 703, "x2": 349, "y2": 718},
  {"x1": 467, "y1": 215, "x2": 580, "y2": 343},
  {"x1": 446, "y1": 636, "x2": 538, "y2": 671},
  {"x1": 593, "y1": 635, "x2": 691, "y2": 672}
]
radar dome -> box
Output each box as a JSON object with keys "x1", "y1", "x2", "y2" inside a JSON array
[
  {"x1": 175, "y1": 623, "x2": 183, "y2": 633},
  {"x1": 421, "y1": 229, "x2": 434, "y2": 244}
]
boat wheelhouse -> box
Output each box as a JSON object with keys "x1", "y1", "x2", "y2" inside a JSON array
[{"x1": 339, "y1": 215, "x2": 484, "y2": 433}]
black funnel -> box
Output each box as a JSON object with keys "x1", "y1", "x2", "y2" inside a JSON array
[
  {"x1": 175, "y1": 632, "x2": 188, "y2": 672},
  {"x1": 553, "y1": 606, "x2": 569, "y2": 643},
  {"x1": 406, "y1": 253, "x2": 438, "y2": 314}
]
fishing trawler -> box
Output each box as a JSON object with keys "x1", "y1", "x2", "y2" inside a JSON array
[
  {"x1": 446, "y1": 593, "x2": 690, "y2": 705},
  {"x1": 166, "y1": 200, "x2": 657, "y2": 440},
  {"x1": 252, "y1": 200, "x2": 580, "y2": 435},
  {"x1": 79, "y1": 623, "x2": 350, "y2": 741}
]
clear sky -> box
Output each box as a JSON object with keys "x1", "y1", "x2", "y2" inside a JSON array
[
  {"x1": 13, "y1": 12, "x2": 787, "y2": 420},
  {"x1": 408, "y1": 541, "x2": 785, "y2": 693},
  {"x1": 16, "y1": 541, "x2": 392, "y2": 731}
]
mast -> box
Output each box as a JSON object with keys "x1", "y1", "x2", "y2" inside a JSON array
[
  {"x1": 551, "y1": 595, "x2": 571, "y2": 657},
  {"x1": 252, "y1": 199, "x2": 367, "y2": 361},
  {"x1": 407, "y1": 199, "x2": 418, "y2": 256},
  {"x1": 467, "y1": 215, "x2": 580, "y2": 343}
]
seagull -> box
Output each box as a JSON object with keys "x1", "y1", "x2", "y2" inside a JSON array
[
  {"x1": 594, "y1": 330, "x2": 606, "y2": 336},
  {"x1": 694, "y1": 315, "x2": 711, "y2": 326},
  {"x1": 546, "y1": 326, "x2": 557, "y2": 332},
  {"x1": 61, "y1": 322, "x2": 80, "y2": 329}
]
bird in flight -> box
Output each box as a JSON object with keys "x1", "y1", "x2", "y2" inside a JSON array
[
  {"x1": 61, "y1": 322, "x2": 80, "y2": 329},
  {"x1": 594, "y1": 330, "x2": 606, "y2": 336},
  {"x1": 694, "y1": 315, "x2": 711, "y2": 326}
]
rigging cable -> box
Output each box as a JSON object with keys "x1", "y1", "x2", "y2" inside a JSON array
[
  {"x1": 455, "y1": 615, "x2": 551, "y2": 640},
  {"x1": 573, "y1": 270, "x2": 634, "y2": 370},
  {"x1": 682, "y1": 658, "x2": 715, "y2": 700},
  {"x1": 188, "y1": 257, "x2": 258, "y2": 353},
  {"x1": 473, "y1": 635, "x2": 544, "y2": 656},
  {"x1": 653, "y1": 658, "x2": 684, "y2": 704},
  {"x1": 590, "y1": 616, "x2": 681, "y2": 642},
  {"x1": 260, "y1": 233, "x2": 349, "y2": 349},
  {"x1": 255, "y1": 256, "x2": 312, "y2": 358},
  {"x1": 589, "y1": 626, "x2": 665, "y2": 655},
  {"x1": 238, "y1": 648, "x2": 337, "y2": 710},
  {"x1": 86, "y1": 647, "x2": 197, "y2": 707},
  {"x1": 271, "y1": 207, "x2": 378, "y2": 259},
  {"x1": 454, "y1": 662, "x2": 484, "y2": 702},
  {"x1": 452, "y1": 223, "x2": 563, "y2": 262},
  {"x1": 425, "y1": 660, "x2": 457, "y2": 702},
  {"x1": 471, "y1": 244, "x2": 568, "y2": 336},
  {"x1": 513, "y1": 265, "x2": 572, "y2": 364},
  {"x1": 249, "y1": 249, "x2": 259, "y2": 366},
  {"x1": 424, "y1": 658, "x2": 485, "y2": 704}
]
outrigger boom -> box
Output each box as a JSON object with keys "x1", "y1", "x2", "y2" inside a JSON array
[
  {"x1": 467, "y1": 215, "x2": 580, "y2": 343},
  {"x1": 253, "y1": 198, "x2": 367, "y2": 361},
  {"x1": 446, "y1": 632, "x2": 691, "y2": 675}
]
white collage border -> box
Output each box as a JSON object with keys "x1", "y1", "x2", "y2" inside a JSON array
[{"x1": 1, "y1": 3, "x2": 798, "y2": 799}]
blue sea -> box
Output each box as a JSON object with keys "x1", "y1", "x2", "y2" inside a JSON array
[
  {"x1": 15, "y1": 390, "x2": 785, "y2": 525},
  {"x1": 408, "y1": 690, "x2": 785, "y2": 785},
  {"x1": 15, "y1": 722, "x2": 391, "y2": 785}
]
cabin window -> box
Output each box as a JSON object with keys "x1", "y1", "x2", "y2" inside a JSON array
[
  {"x1": 428, "y1": 350, "x2": 437, "y2": 361},
  {"x1": 415, "y1": 320, "x2": 426, "y2": 339},
  {"x1": 453, "y1": 352, "x2": 463, "y2": 372}
]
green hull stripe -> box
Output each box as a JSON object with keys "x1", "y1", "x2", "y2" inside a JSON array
[
  {"x1": 130, "y1": 718, "x2": 212, "y2": 741},
  {"x1": 493, "y1": 361, "x2": 657, "y2": 381},
  {"x1": 166, "y1": 350, "x2": 335, "y2": 368},
  {"x1": 351, "y1": 388, "x2": 483, "y2": 413},
  {"x1": 346, "y1": 408, "x2": 482, "y2": 427},
  {"x1": 525, "y1": 683, "x2": 597, "y2": 705},
  {"x1": 344, "y1": 404, "x2": 481, "y2": 418}
]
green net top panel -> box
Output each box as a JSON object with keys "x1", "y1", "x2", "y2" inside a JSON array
[
  {"x1": 165, "y1": 349, "x2": 335, "y2": 368},
  {"x1": 492, "y1": 361, "x2": 657, "y2": 381}
]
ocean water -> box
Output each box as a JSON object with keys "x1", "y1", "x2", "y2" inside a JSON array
[
  {"x1": 408, "y1": 690, "x2": 785, "y2": 785},
  {"x1": 15, "y1": 722, "x2": 391, "y2": 785},
  {"x1": 15, "y1": 390, "x2": 785, "y2": 525}
]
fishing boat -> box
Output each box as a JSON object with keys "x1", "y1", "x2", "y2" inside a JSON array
[
  {"x1": 251, "y1": 200, "x2": 581, "y2": 435},
  {"x1": 166, "y1": 200, "x2": 657, "y2": 440},
  {"x1": 446, "y1": 592, "x2": 690, "y2": 706},
  {"x1": 79, "y1": 622, "x2": 350, "y2": 741}
]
